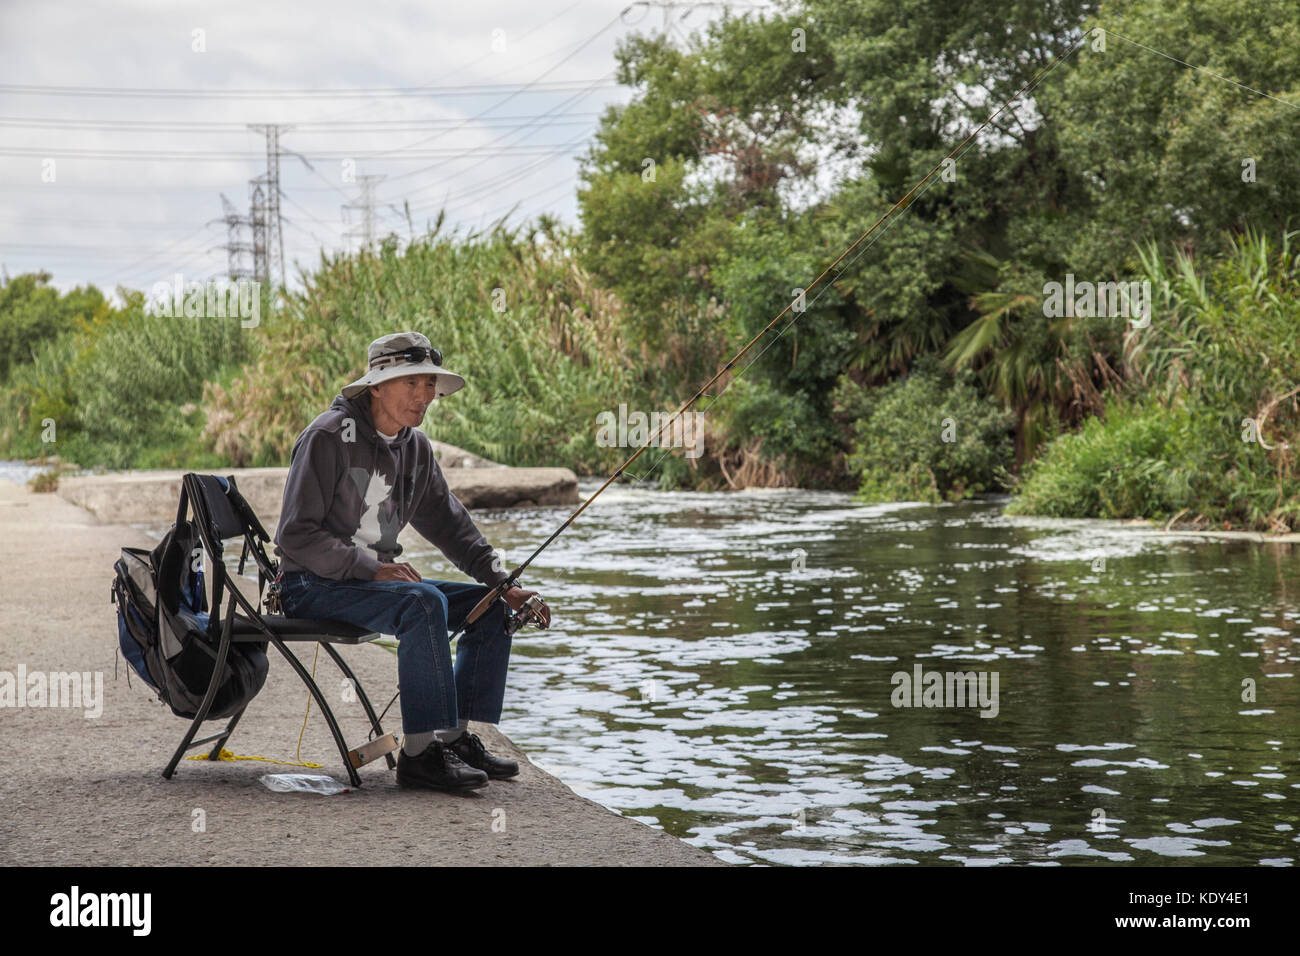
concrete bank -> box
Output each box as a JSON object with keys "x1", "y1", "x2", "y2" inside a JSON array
[
  {"x1": 0, "y1": 478, "x2": 720, "y2": 866},
  {"x1": 55, "y1": 441, "x2": 579, "y2": 525}
]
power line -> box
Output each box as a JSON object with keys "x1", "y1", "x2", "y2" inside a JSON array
[
  {"x1": 0, "y1": 78, "x2": 618, "y2": 99},
  {"x1": 80, "y1": 221, "x2": 219, "y2": 289},
  {"x1": 622, "y1": 1, "x2": 766, "y2": 45},
  {"x1": 0, "y1": 114, "x2": 601, "y2": 132},
  {"x1": 281, "y1": 216, "x2": 337, "y2": 256},
  {"x1": 0, "y1": 213, "x2": 224, "y2": 228},
  {"x1": 0, "y1": 144, "x2": 600, "y2": 161},
  {"x1": 379, "y1": 74, "x2": 613, "y2": 194},
  {"x1": 303, "y1": 0, "x2": 593, "y2": 126},
  {"x1": 0, "y1": 241, "x2": 218, "y2": 252},
  {"x1": 281, "y1": 193, "x2": 346, "y2": 240},
  {"x1": 352, "y1": 13, "x2": 624, "y2": 162},
  {"x1": 3, "y1": 17, "x2": 627, "y2": 290},
  {"x1": 391, "y1": 138, "x2": 588, "y2": 221},
  {"x1": 473, "y1": 173, "x2": 579, "y2": 225},
  {"x1": 0, "y1": 182, "x2": 363, "y2": 193}
]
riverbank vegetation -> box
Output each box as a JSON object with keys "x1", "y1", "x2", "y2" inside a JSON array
[{"x1": 3, "y1": 0, "x2": 1297, "y2": 529}]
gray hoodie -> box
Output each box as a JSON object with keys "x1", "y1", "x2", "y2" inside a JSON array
[{"x1": 273, "y1": 392, "x2": 508, "y2": 585}]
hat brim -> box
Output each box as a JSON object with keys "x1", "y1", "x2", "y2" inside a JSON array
[{"x1": 342, "y1": 362, "x2": 466, "y2": 400}]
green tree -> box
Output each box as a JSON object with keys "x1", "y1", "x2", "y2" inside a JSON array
[
  {"x1": 0, "y1": 272, "x2": 109, "y2": 382},
  {"x1": 842, "y1": 354, "x2": 1015, "y2": 503},
  {"x1": 1053, "y1": 0, "x2": 1300, "y2": 274}
]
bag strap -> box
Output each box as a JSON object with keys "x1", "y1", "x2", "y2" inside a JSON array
[
  {"x1": 210, "y1": 560, "x2": 226, "y2": 637},
  {"x1": 223, "y1": 475, "x2": 279, "y2": 603},
  {"x1": 175, "y1": 477, "x2": 189, "y2": 528}
]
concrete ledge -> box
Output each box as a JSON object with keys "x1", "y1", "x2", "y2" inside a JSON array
[{"x1": 57, "y1": 460, "x2": 578, "y2": 525}]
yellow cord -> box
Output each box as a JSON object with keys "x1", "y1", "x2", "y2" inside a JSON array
[
  {"x1": 188, "y1": 748, "x2": 322, "y2": 768},
  {"x1": 187, "y1": 645, "x2": 325, "y2": 770},
  {"x1": 296, "y1": 644, "x2": 320, "y2": 764}
]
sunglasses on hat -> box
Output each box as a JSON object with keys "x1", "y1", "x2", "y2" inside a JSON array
[{"x1": 369, "y1": 346, "x2": 443, "y2": 370}]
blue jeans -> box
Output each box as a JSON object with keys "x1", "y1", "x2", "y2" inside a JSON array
[{"x1": 277, "y1": 571, "x2": 512, "y2": 734}]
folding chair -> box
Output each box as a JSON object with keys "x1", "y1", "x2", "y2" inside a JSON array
[{"x1": 162, "y1": 472, "x2": 398, "y2": 787}]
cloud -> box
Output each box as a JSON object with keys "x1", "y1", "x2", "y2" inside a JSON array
[{"x1": 0, "y1": 0, "x2": 702, "y2": 292}]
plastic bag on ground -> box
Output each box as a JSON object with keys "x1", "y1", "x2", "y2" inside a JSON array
[{"x1": 259, "y1": 773, "x2": 348, "y2": 795}]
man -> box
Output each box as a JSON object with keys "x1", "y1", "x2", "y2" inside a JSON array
[{"x1": 273, "y1": 331, "x2": 551, "y2": 793}]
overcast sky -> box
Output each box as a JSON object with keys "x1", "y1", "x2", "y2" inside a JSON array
[{"x1": 0, "y1": 0, "x2": 768, "y2": 295}]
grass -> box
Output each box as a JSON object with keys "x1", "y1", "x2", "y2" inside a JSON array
[
  {"x1": 1009, "y1": 229, "x2": 1300, "y2": 531},
  {"x1": 202, "y1": 226, "x2": 646, "y2": 475}
]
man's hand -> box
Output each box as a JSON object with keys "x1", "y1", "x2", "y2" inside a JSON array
[
  {"x1": 374, "y1": 562, "x2": 422, "y2": 582},
  {"x1": 504, "y1": 585, "x2": 551, "y2": 628}
]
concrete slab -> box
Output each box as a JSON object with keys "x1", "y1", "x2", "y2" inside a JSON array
[
  {"x1": 56, "y1": 456, "x2": 579, "y2": 525},
  {"x1": 0, "y1": 478, "x2": 719, "y2": 866}
]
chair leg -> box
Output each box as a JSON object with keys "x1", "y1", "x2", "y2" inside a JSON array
[
  {"x1": 163, "y1": 622, "x2": 235, "y2": 780},
  {"x1": 269, "y1": 638, "x2": 363, "y2": 787},
  {"x1": 323, "y1": 644, "x2": 397, "y2": 770},
  {"x1": 164, "y1": 714, "x2": 203, "y2": 780},
  {"x1": 206, "y1": 706, "x2": 247, "y2": 760}
]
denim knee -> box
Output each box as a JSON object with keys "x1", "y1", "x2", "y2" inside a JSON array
[{"x1": 395, "y1": 581, "x2": 449, "y2": 631}]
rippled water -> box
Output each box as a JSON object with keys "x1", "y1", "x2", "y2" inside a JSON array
[
  {"x1": 0, "y1": 460, "x2": 47, "y2": 484},
  {"x1": 440, "y1": 483, "x2": 1298, "y2": 866}
]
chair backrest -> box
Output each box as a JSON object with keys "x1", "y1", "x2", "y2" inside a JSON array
[
  {"x1": 180, "y1": 473, "x2": 280, "y2": 640},
  {"x1": 185, "y1": 474, "x2": 271, "y2": 545}
]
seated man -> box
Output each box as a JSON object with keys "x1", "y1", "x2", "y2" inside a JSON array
[{"x1": 272, "y1": 331, "x2": 550, "y2": 793}]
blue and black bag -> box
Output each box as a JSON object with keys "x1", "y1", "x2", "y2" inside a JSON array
[{"x1": 110, "y1": 488, "x2": 268, "y2": 719}]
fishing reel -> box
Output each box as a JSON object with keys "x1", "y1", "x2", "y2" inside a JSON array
[{"x1": 504, "y1": 593, "x2": 550, "y2": 636}]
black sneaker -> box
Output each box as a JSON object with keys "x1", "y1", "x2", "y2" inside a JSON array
[
  {"x1": 396, "y1": 741, "x2": 489, "y2": 791},
  {"x1": 447, "y1": 731, "x2": 519, "y2": 779}
]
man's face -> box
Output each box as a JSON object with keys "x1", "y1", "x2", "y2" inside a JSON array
[{"x1": 370, "y1": 374, "x2": 439, "y2": 429}]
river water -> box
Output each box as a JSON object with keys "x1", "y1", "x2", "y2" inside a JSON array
[{"x1": 448, "y1": 482, "x2": 1298, "y2": 866}]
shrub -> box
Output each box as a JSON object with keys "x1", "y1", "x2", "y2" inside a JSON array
[{"x1": 843, "y1": 355, "x2": 1015, "y2": 503}]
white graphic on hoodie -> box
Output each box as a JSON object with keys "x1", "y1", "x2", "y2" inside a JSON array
[{"x1": 348, "y1": 467, "x2": 396, "y2": 553}]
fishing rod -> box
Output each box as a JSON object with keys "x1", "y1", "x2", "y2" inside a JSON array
[{"x1": 456, "y1": 28, "x2": 1096, "y2": 641}]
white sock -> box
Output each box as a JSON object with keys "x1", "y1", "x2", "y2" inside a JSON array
[
  {"x1": 402, "y1": 730, "x2": 436, "y2": 756},
  {"x1": 434, "y1": 718, "x2": 470, "y2": 745}
]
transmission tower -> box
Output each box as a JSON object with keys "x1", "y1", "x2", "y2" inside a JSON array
[
  {"x1": 249, "y1": 184, "x2": 268, "y2": 285},
  {"x1": 247, "y1": 124, "x2": 291, "y2": 288},
  {"x1": 342, "y1": 174, "x2": 386, "y2": 252},
  {"x1": 210, "y1": 193, "x2": 254, "y2": 280}
]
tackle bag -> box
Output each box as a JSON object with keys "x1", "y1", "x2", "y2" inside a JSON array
[{"x1": 110, "y1": 493, "x2": 268, "y2": 720}]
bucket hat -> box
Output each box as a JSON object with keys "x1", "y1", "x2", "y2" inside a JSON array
[{"x1": 341, "y1": 331, "x2": 466, "y2": 400}]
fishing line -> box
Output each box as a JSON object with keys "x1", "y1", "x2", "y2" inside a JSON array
[
  {"x1": 454, "y1": 29, "x2": 1097, "y2": 633},
  {"x1": 1103, "y1": 27, "x2": 1300, "y2": 111},
  {"x1": 625, "y1": 22, "x2": 1300, "y2": 489},
  {"x1": 614, "y1": 31, "x2": 1098, "y2": 486},
  {"x1": 459, "y1": 20, "x2": 1300, "y2": 634},
  {"x1": 625, "y1": 167, "x2": 950, "y2": 485}
]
